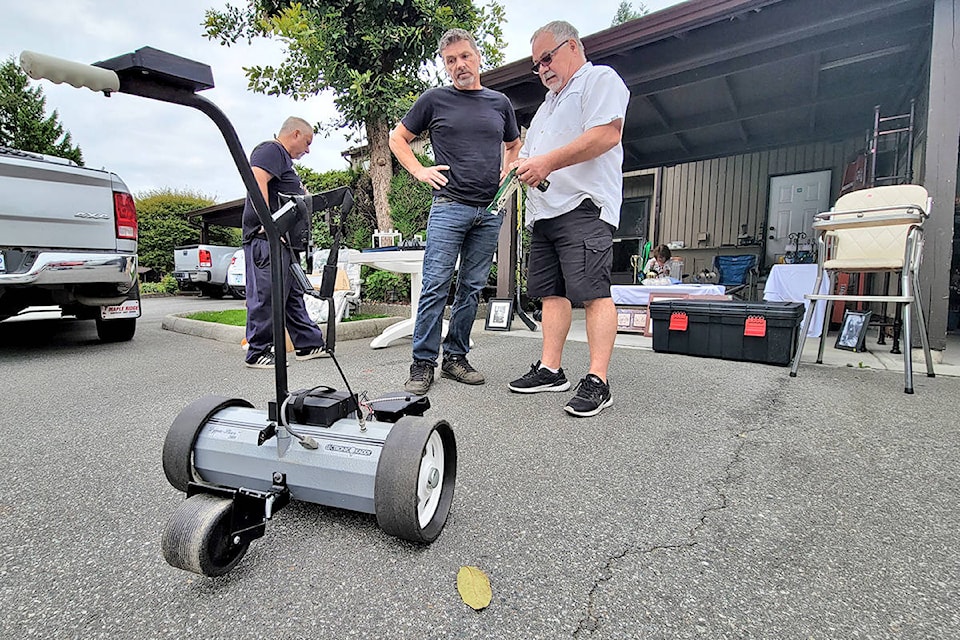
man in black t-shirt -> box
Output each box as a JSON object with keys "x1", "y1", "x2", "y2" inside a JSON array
[
  {"x1": 242, "y1": 116, "x2": 327, "y2": 369},
  {"x1": 389, "y1": 28, "x2": 521, "y2": 394}
]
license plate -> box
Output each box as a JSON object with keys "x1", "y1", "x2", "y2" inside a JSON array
[
  {"x1": 173, "y1": 271, "x2": 187, "y2": 279},
  {"x1": 101, "y1": 300, "x2": 140, "y2": 319},
  {"x1": 0, "y1": 251, "x2": 5, "y2": 273},
  {"x1": 228, "y1": 273, "x2": 243, "y2": 286}
]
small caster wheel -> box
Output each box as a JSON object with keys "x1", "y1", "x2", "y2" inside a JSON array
[
  {"x1": 161, "y1": 493, "x2": 249, "y2": 577},
  {"x1": 375, "y1": 417, "x2": 457, "y2": 544}
]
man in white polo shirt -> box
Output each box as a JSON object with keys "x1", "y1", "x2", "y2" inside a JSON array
[{"x1": 507, "y1": 20, "x2": 629, "y2": 418}]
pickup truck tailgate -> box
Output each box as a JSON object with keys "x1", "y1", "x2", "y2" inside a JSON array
[{"x1": 0, "y1": 156, "x2": 119, "y2": 251}]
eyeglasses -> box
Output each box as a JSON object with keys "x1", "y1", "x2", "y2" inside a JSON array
[{"x1": 531, "y1": 40, "x2": 569, "y2": 74}]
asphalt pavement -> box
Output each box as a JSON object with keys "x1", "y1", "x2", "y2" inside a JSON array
[{"x1": 0, "y1": 296, "x2": 957, "y2": 639}]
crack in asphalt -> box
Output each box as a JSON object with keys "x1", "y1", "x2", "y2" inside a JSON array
[{"x1": 571, "y1": 384, "x2": 782, "y2": 637}]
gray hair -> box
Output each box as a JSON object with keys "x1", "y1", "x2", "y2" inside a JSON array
[
  {"x1": 438, "y1": 28, "x2": 480, "y2": 56},
  {"x1": 531, "y1": 20, "x2": 583, "y2": 52},
  {"x1": 278, "y1": 116, "x2": 312, "y2": 136}
]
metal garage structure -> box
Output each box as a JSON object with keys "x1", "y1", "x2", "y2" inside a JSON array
[{"x1": 483, "y1": 0, "x2": 960, "y2": 349}]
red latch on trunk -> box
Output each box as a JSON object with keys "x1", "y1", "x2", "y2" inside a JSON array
[
  {"x1": 744, "y1": 315, "x2": 766, "y2": 337},
  {"x1": 669, "y1": 311, "x2": 688, "y2": 331}
]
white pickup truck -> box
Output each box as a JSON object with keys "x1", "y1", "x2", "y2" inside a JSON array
[
  {"x1": 172, "y1": 243, "x2": 239, "y2": 298},
  {"x1": 0, "y1": 146, "x2": 140, "y2": 341}
]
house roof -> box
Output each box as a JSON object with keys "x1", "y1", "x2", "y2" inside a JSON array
[{"x1": 482, "y1": 0, "x2": 933, "y2": 170}]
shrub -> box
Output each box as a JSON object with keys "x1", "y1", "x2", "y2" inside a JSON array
[
  {"x1": 363, "y1": 268, "x2": 411, "y2": 302},
  {"x1": 135, "y1": 189, "x2": 238, "y2": 276},
  {"x1": 141, "y1": 274, "x2": 179, "y2": 295}
]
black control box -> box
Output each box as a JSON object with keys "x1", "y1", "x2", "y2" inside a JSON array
[{"x1": 269, "y1": 388, "x2": 358, "y2": 428}]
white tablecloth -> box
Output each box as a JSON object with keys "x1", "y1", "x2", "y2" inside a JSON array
[
  {"x1": 611, "y1": 284, "x2": 726, "y2": 307},
  {"x1": 762, "y1": 263, "x2": 829, "y2": 337}
]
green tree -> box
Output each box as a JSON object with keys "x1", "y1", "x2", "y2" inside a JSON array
[
  {"x1": 611, "y1": 1, "x2": 648, "y2": 26},
  {"x1": 203, "y1": 0, "x2": 506, "y2": 232},
  {"x1": 297, "y1": 164, "x2": 377, "y2": 250},
  {"x1": 387, "y1": 153, "x2": 434, "y2": 241},
  {"x1": 135, "y1": 189, "x2": 240, "y2": 275},
  {"x1": 0, "y1": 56, "x2": 83, "y2": 164}
]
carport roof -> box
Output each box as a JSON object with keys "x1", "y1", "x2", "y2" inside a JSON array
[
  {"x1": 481, "y1": 0, "x2": 934, "y2": 171},
  {"x1": 185, "y1": 197, "x2": 243, "y2": 229}
]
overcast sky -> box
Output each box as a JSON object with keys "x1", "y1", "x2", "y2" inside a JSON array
[{"x1": 3, "y1": 0, "x2": 680, "y2": 202}]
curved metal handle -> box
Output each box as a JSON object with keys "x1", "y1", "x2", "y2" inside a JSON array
[{"x1": 20, "y1": 50, "x2": 120, "y2": 93}]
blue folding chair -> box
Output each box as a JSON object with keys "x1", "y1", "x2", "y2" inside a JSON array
[{"x1": 714, "y1": 254, "x2": 758, "y2": 299}]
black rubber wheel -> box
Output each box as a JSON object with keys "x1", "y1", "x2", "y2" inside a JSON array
[
  {"x1": 95, "y1": 316, "x2": 136, "y2": 342},
  {"x1": 374, "y1": 417, "x2": 456, "y2": 544},
  {"x1": 161, "y1": 493, "x2": 249, "y2": 577},
  {"x1": 202, "y1": 283, "x2": 229, "y2": 299},
  {"x1": 162, "y1": 395, "x2": 254, "y2": 492}
]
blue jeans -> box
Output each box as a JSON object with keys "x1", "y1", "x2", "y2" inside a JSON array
[{"x1": 412, "y1": 197, "x2": 504, "y2": 364}]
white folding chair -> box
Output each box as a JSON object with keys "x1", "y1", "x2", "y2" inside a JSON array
[{"x1": 789, "y1": 185, "x2": 935, "y2": 393}]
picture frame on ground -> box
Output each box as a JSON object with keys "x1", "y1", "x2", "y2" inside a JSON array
[
  {"x1": 835, "y1": 309, "x2": 872, "y2": 351},
  {"x1": 646, "y1": 293, "x2": 690, "y2": 336},
  {"x1": 485, "y1": 298, "x2": 514, "y2": 331},
  {"x1": 616, "y1": 306, "x2": 650, "y2": 335}
]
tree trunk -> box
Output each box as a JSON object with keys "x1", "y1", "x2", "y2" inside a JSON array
[{"x1": 366, "y1": 119, "x2": 394, "y2": 232}]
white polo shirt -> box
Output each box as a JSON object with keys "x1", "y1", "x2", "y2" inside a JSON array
[{"x1": 521, "y1": 62, "x2": 630, "y2": 229}]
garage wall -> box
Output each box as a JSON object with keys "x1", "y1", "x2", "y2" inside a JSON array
[{"x1": 656, "y1": 138, "x2": 863, "y2": 256}]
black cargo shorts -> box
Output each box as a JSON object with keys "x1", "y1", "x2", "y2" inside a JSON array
[{"x1": 526, "y1": 199, "x2": 615, "y2": 304}]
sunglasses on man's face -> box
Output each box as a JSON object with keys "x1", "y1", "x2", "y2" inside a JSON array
[{"x1": 531, "y1": 40, "x2": 569, "y2": 74}]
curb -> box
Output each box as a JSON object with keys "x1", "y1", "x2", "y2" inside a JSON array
[{"x1": 161, "y1": 313, "x2": 405, "y2": 345}]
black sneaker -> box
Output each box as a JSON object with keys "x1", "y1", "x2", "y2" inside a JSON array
[
  {"x1": 564, "y1": 374, "x2": 613, "y2": 417},
  {"x1": 295, "y1": 345, "x2": 330, "y2": 361},
  {"x1": 441, "y1": 354, "x2": 485, "y2": 385},
  {"x1": 245, "y1": 351, "x2": 276, "y2": 369},
  {"x1": 404, "y1": 360, "x2": 435, "y2": 395},
  {"x1": 508, "y1": 361, "x2": 571, "y2": 393}
]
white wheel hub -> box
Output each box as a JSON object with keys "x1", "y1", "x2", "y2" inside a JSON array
[{"x1": 416, "y1": 431, "x2": 445, "y2": 528}]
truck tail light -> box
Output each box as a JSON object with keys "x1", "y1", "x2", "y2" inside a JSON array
[
  {"x1": 113, "y1": 192, "x2": 138, "y2": 240},
  {"x1": 199, "y1": 249, "x2": 212, "y2": 268}
]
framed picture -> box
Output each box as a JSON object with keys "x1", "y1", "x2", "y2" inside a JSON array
[
  {"x1": 616, "y1": 306, "x2": 649, "y2": 335},
  {"x1": 835, "y1": 309, "x2": 872, "y2": 351},
  {"x1": 485, "y1": 298, "x2": 514, "y2": 331},
  {"x1": 646, "y1": 293, "x2": 690, "y2": 336}
]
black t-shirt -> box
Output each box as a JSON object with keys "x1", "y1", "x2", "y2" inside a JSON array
[
  {"x1": 241, "y1": 140, "x2": 306, "y2": 245},
  {"x1": 401, "y1": 86, "x2": 519, "y2": 207}
]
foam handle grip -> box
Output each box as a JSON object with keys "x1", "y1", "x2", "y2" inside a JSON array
[{"x1": 20, "y1": 50, "x2": 120, "y2": 93}]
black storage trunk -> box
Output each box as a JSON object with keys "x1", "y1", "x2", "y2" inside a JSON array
[{"x1": 649, "y1": 300, "x2": 805, "y2": 366}]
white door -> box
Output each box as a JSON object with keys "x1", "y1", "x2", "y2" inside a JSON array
[{"x1": 765, "y1": 170, "x2": 831, "y2": 267}]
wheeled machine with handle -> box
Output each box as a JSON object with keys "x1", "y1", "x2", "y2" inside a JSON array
[{"x1": 20, "y1": 46, "x2": 457, "y2": 577}]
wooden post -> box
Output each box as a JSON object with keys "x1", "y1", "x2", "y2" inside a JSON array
[{"x1": 920, "y1": 0, "x2": 960, "y2": 350}]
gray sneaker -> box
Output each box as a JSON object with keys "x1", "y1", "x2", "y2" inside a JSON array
[
  {"x1": 405, "y1": 360, "x2": 435, "y2": 395},
  {"x1": 441, "y1": 355, "x2": 485, "y2": 385}
]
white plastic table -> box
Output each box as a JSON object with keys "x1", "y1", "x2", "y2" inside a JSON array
[
  {"x1": 349, "y1": 249, "x2": 467, "y2": 350},
  {"x1": 762, "y1": 263, "x2": 829, "y2": 337},
  {"x1": 348, "y1": 249, "x2": 425, "y2": 348}
]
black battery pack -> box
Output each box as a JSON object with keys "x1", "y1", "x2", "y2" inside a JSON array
[{"x1": 268, "y1": 387, "x2": 358, "y2": 427}]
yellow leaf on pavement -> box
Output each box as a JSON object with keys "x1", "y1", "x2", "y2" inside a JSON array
[{"x1": 457, "y1": 566, "x2": 492, "y2": 611}]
